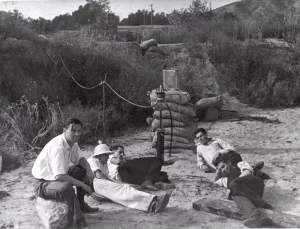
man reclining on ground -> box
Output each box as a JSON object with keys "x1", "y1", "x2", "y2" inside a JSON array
[
  {"x1": 194, "y1": 128, "x2": 271, "y2": 180},
  {"x1": 87, "y1": 142, "x2": 171, "y2": 213},
  {"x1": 212, "y1": 150, "x2": 274, "y2": 228}
]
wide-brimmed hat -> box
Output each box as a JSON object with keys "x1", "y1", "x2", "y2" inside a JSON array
[{"x1": 93, "y1": 141, "x2": 113, "y2": 156}]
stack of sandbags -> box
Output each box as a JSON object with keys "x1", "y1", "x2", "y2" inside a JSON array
[
  {"x1": 195, "y1": 95, "x2": 223, "y2": 122},
  {"x1": 150, "y1": 88, "x2": 198, "y2": 155},
  {"x1": 36, "y1": 197, "x2": 73, "y2": 229}
]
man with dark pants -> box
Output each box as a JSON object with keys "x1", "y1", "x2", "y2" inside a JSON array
[
  {"x1": 32, "y1": 118, "x2": 98, "y2": 229},
  {"x1": 212, "y1": 151, "x2": 274, "y2": 228}
]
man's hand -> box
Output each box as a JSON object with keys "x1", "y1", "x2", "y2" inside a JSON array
[
  {"x1": 201, "y1": 164, "x2": 210, "y2": 173},
  {"x1": 81, "y1": 183, "x2": 93, "y2": 195}
]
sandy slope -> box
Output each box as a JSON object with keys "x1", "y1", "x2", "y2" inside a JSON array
[{"x1": 0, "y1": 102, "x2": 300, "y2": 229}]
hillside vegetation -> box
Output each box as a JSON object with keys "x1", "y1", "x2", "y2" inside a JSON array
[{"x1": 1, "y1": 0, "x2": 300, "y2": 170}]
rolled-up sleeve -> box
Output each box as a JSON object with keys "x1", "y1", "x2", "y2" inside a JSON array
[
  {"x1": 87, "y1": 157, "x2": 101, "y2": 173},
  {"x1": 196, "y1": 148, "x2": 205, "y2": 168},
  {"x1": 216, "y1": 139, "x2": 236, "y2": 154},
  {"x1": 237, "y1": 161, "x2": 254, "y2": 177}
]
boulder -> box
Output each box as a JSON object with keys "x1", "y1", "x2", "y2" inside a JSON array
[{"x1": 36, "y1": 197, "x2": 72, "y2": 229}]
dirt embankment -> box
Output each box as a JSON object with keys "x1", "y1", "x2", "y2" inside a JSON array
[{"x1": 1, "y1": 96, "x2": 300, "y2": 229}]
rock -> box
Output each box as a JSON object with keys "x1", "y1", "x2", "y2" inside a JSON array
[{"x1": 36, "y1": 197, "x2": 72, "y2": 229}]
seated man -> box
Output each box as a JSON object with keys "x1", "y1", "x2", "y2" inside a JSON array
[
  {"x1": 212, "y1": 151, "x2": 274, "y2": 228},
  {"x1": 32, "y1": 118, "x2": 98, "y2": 229},
  {"x1": 108, "y1": 144, "x2": 172, "y2": 191},
  {"x1": 194, "y1": 128, "x2": 235, "y2": 173},
  {"x1": 87, "y1": 142, "x2": 170, "y2": 213}
]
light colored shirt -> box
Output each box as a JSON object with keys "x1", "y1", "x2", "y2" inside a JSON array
[
  {"x1": 32, "y1": 133, "x2": 80, "y2": 180},
  {"x1": 214, "y1": 161, "x2": 254, "y2": 188},
  {"x1": 107, "y1": 155, "x2": 121, "y2": 180},
  {"x1": 87, "y1": 156, "x2": 108, "y2": 175},
  {"x1": 196, "y1": 138, "x2": 235, "y2": 169}
]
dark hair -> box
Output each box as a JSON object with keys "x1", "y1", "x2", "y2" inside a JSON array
[
  {"x1": 213, "y1": 150, "x2": 242, "y2": 167},
  {"x1": 194, "y1": 128, "x2": 207, "y2": 137},
  {"x1": 110, "y1": 144, "x2": 124, "y2": 151},
  {"x1": 64, "y1": 118, "x2": 83, "y2": 129}
]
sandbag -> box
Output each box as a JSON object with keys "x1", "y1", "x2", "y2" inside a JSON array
[
  {"x1": 140, "y1": 39, "x2": 158, "y2": 50},
  {"x1": 195, "y1": 96, "x2": 223, "y2": 110},
  {"x1": 150, "y1": 89, "x2": 191, "y2": 105},
  {"x1": 164, "y1": 134, "x2": 191, "y2": 144},
  {"x1": 147, "y1": 46, "x2": 169, "y2": 56},
  {"x1": 164, "y1": 125, "x2": 197, "y2": 141},
  {"x1": 202, "y1": 107, "x2": 219, "y2": 122},
  {"x1": 36, "y1": 197, "x2": 72, "y2": 229},
  {"x1": 151, "y1": 118, "x2": 187, "y2": 132},
  {"x1": 152, "y1": 110, "x2": 194, "y2": 125},
  {"x1": 164, "y1": 141, "x2": 194, "y2": 149},
  {"x1": 152, "y1": 102, "x2": 196, "y2": 118},
  {"x1": 164, "y1": 148, "x2": 194, "y2": 155}
]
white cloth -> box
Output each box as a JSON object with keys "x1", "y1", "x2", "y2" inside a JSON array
[
  {"x1": 214, "y1": 161, "x2": 254, "y2": 188},
  {"x1": 93, "y1": 179, "x2": 155, "y2": 212},
  {"x1": 32, "y1": 133, "x2": 80, "y2": 180},
  {"x1": 87, "y1": 156, "x2": 155, "y2": 212},
  {"x1": 107, "y1": 155, "x2": 121, "y2": 180},
  {"x1": 196, "y1": 138, "x2": 235, "y2": 169}
]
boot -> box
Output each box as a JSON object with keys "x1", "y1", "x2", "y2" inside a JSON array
[{"x1": 148, "y1": 193, "x2": 170, "y2": 213}]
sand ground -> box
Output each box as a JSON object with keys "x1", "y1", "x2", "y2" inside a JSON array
[{"x1": 1, "y1": 98, "x2": 300, "y2": 229}]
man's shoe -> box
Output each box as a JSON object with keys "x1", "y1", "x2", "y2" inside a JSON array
[
  {"x1": 262, "y1": 203, "x2": 274, "y2": 210},
  {"x1": 81, "y1": 203, "x2": 99, "y2": 213},
  {"x1": 154, "y1": 181, "x2": 176, "y2": 190},
  {"x1": 243, "y1": 215, "x2": 272, "y2": 228},
  {"x1": 141, "y1": 180, "x2": 158, "y2": 191},
  {"x1": 149, "y1": 193, "x2": 170, "y2": 213},
  {"x1": 254, "y1": 161, "x2": 264, "y2": 170},
  {"x1": 76, "y1": 217, "x2": 90, "y2": 229}
]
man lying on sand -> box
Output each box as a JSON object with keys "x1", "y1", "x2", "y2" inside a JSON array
[
  {"x1": 87, "y1": 142, "x2": 171, "y2": 213},
  {"x1": 194, "y1": 128, "x2": 236, "y2": 173},
  {"x1": 194, "y1": 128, "x2": 271, "y2": 180},
  {"x1": 212, "y1": 150, "x2": 274, "y2": 228}
]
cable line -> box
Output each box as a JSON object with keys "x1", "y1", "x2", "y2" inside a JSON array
[{"x1": 59, "y1": 55, "x2": 103, "y2": 90}]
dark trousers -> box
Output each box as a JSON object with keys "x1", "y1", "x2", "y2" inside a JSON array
[
  {"x1": 229, "y1": 175, "x2": 266, "y2": 219},
  {"x1": 118, "y1": 157, "x2": 167, "y2": 185},
  {"x1": 34, "y1": 165, "x2": 92, "y2": 221}
]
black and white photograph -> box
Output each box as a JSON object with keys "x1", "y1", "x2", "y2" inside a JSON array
[{"x1": 0, "y1": 0, "x2": 300, "y2": 228}]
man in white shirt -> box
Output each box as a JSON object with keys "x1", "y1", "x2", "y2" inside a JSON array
[
  {"x1": 212, "y1": 151, "x2": 274, "y2": 228},
  {"x1": 87, "y1": 142, "x2": 170, "y2": 213},
  {"x1": 194, "y1": 128, "x2": 235, "y2": 173},
  {"x1": 32, "y1": 118, "x2": 98, "y2": 229}
]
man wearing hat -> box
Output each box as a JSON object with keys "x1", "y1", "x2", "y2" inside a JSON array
[{"x1": 87, "y1": 141, "x2": 171, "y2": 213}]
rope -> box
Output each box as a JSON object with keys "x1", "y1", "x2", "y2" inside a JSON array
[
  {"x1": 59, "y1": 55, "x2": 103, "y2": 90},
  {"x1": 104, "y1": 82, "x2": 158, "y2": 109}
]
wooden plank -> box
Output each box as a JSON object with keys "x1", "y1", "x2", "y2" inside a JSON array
[{"x1": 193, "y1": 197, "x2": 300, "y2": 228}]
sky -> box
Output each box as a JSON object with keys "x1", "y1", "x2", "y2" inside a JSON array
[{"x1": 0, "y1": 0, "x2": 241, "y2": 20}]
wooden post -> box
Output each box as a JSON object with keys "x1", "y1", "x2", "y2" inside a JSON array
[
  {"x1": 163, "y1": 70, "x2": 179, "y2": 89},
  {"x1": 102, "y1": 74, "x2": 107, "y2": 143},
  {"x1": 193, "y1": 197, "x2": 300, "y2": 228}
]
